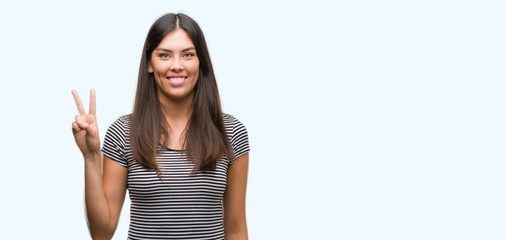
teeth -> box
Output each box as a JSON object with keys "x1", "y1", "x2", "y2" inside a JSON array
[{"x1": 169, "y1": 77, "x2": 185, "y2": 83}]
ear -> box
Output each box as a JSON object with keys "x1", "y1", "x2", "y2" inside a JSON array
[{"x1": 148, "y1": 63, "x2": 153, "y2": 73}]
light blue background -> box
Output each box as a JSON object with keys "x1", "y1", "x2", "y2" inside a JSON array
[{"x1": 0, "y1": 0, "x2": 505, "y2": 239}]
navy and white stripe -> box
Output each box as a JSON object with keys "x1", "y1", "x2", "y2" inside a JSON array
[{"x1": 102, "y1": 113, "x2": 249, "y2": 240}]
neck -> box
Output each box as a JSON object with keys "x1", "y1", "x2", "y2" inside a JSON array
[
  {"x1": 158, "y1": 92, "x2": 194, "y2": 128},
  {"x1": 158, "y1": 92, "x2": 194, "y2": 150}
]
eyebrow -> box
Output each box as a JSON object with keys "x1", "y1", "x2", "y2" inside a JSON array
[{"x1": 155, "y1": 47, "x2": 196, "y2": 52}]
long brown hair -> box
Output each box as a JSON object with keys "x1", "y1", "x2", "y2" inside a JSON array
[{"x1": 131, "y1": 13, "x2": 234, "y2": 175}]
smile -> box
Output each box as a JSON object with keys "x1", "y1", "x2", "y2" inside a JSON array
[{"x1": 166, "y1": 76, "x2": 188, "y2": 85}]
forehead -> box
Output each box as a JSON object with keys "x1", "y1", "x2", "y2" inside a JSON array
[{"x1": 156, "y1": 28, "x2": 195, "y2": 50}]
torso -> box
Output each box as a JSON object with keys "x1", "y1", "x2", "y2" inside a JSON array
[{"x1": 102, "y1": 113, "x2": 249, "y2": 240}]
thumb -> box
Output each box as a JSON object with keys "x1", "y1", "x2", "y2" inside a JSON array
[{"x1": 75, "y1": 115, "x2": 90, "y2": 130}]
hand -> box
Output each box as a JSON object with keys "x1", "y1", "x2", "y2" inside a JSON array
[{"x1": 71, "y1": 89, "x2": 100, "y2": 158}]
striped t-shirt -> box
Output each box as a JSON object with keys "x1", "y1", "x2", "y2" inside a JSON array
[{"x1": 102, "y1": 113, "x2": 249, "y2": 240}]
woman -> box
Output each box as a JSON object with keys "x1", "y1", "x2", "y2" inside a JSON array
[{"x1": 71, "y1": 13, "x2": 249, "y2": 240}]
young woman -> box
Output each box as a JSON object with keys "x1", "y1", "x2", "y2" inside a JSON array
[{"x1": 71, "y1": 13, "x2": 249, "y2": 240}]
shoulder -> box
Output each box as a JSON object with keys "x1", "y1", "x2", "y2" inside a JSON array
[
  {"x1": 116, "y1": 114, "x2": 133, "y2": 125},
  {"x1": 222, "y1": 113, "x2": 245, "y2": 126},
  {"x1": 222, "y1": 113, "x2": 247, "y2": 131},
  {"x1": 222, "y1": 113, "x2": 250, "y2": 163},
  {"x1": 103, "y1": 114, "x2": 132, "y2": 166},
  {"x1": 109, "y1": 114, "x2": 133, "y2": 130},
  {"x1": 104, "y1": 114, "x2": 132, "y2": 141},
  {"x1": 222, "y1": 112, "x2": 236, "y2": 123},
  {"x1": 222, "y1": 112, "x2": 249, "y2": 142}
]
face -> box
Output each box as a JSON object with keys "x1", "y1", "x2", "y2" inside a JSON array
[{"x1": 149, "y1": 28, "x2": 200, "y2": 103}]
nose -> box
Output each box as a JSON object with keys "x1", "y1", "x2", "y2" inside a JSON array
[{"x1": 170, "y1": 57, "x2": 183, "y2": 71}]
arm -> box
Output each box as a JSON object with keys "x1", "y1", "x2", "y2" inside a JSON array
[
  {"x1": 72, "y1": 89, "x2": 127, "y2": 239},
  {"x1": 84, "y1": 155, "x2": 127, "y2": 240},
  {"x1": 223, "y1": 153, "x2": 249, "y2": 240}
]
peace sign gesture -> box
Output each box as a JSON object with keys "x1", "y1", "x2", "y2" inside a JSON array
[{"x1": 71, "y1": 89, "x2": 100, "y2": 158}]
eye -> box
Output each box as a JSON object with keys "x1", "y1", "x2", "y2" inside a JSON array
[
  {"x1": 183, "y1": 52, "x2": 195, "y2": 58},
  {"x1": 159, "y1": 53, "x2": 169, "y2": 59}
]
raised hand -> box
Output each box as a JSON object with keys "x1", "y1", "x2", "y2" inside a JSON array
[{"x1": 72, "y1": 89, "x2": 100, "y2": 158}]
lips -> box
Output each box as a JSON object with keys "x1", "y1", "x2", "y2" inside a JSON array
[{"x1": 166, "y1": 76, "x2": 188, "y2": 86}]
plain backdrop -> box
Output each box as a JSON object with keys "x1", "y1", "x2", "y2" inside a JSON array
[{"x1": 0, "y1": 0, "x2": 505, "y2": 239}]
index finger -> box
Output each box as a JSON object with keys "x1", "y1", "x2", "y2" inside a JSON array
[
  {"x1": 89, "y1": 89, "x2": 96, "y2": 115},
  {"x1": 71, "y1": 89, "x2": 86, "y2": 115}
]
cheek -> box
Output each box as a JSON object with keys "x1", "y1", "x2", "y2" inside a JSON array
[
  {"x1": 151, "y1": 59, "x2": 169, "y2": 72},
  {"x1": 189, "y1": 62, "x2": 200, "y2": 76},
  {"x1": 152, "y1": 65, "x2": 168, "y2": 85},
  {"x1": 154, "y1": 64, "x2": 168, "y2": 74}
]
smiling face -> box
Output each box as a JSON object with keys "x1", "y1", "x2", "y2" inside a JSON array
[{"x1": 149, "y1": 28, "x2": 200, "y2": 104}]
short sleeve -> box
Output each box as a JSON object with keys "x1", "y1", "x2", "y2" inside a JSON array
[
  {"x1": 229, "y1": 115, "x2": 250, "y2": 165},
  {"x1": 101, "y1": 116, "x2": 129, "y2": 168}
]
